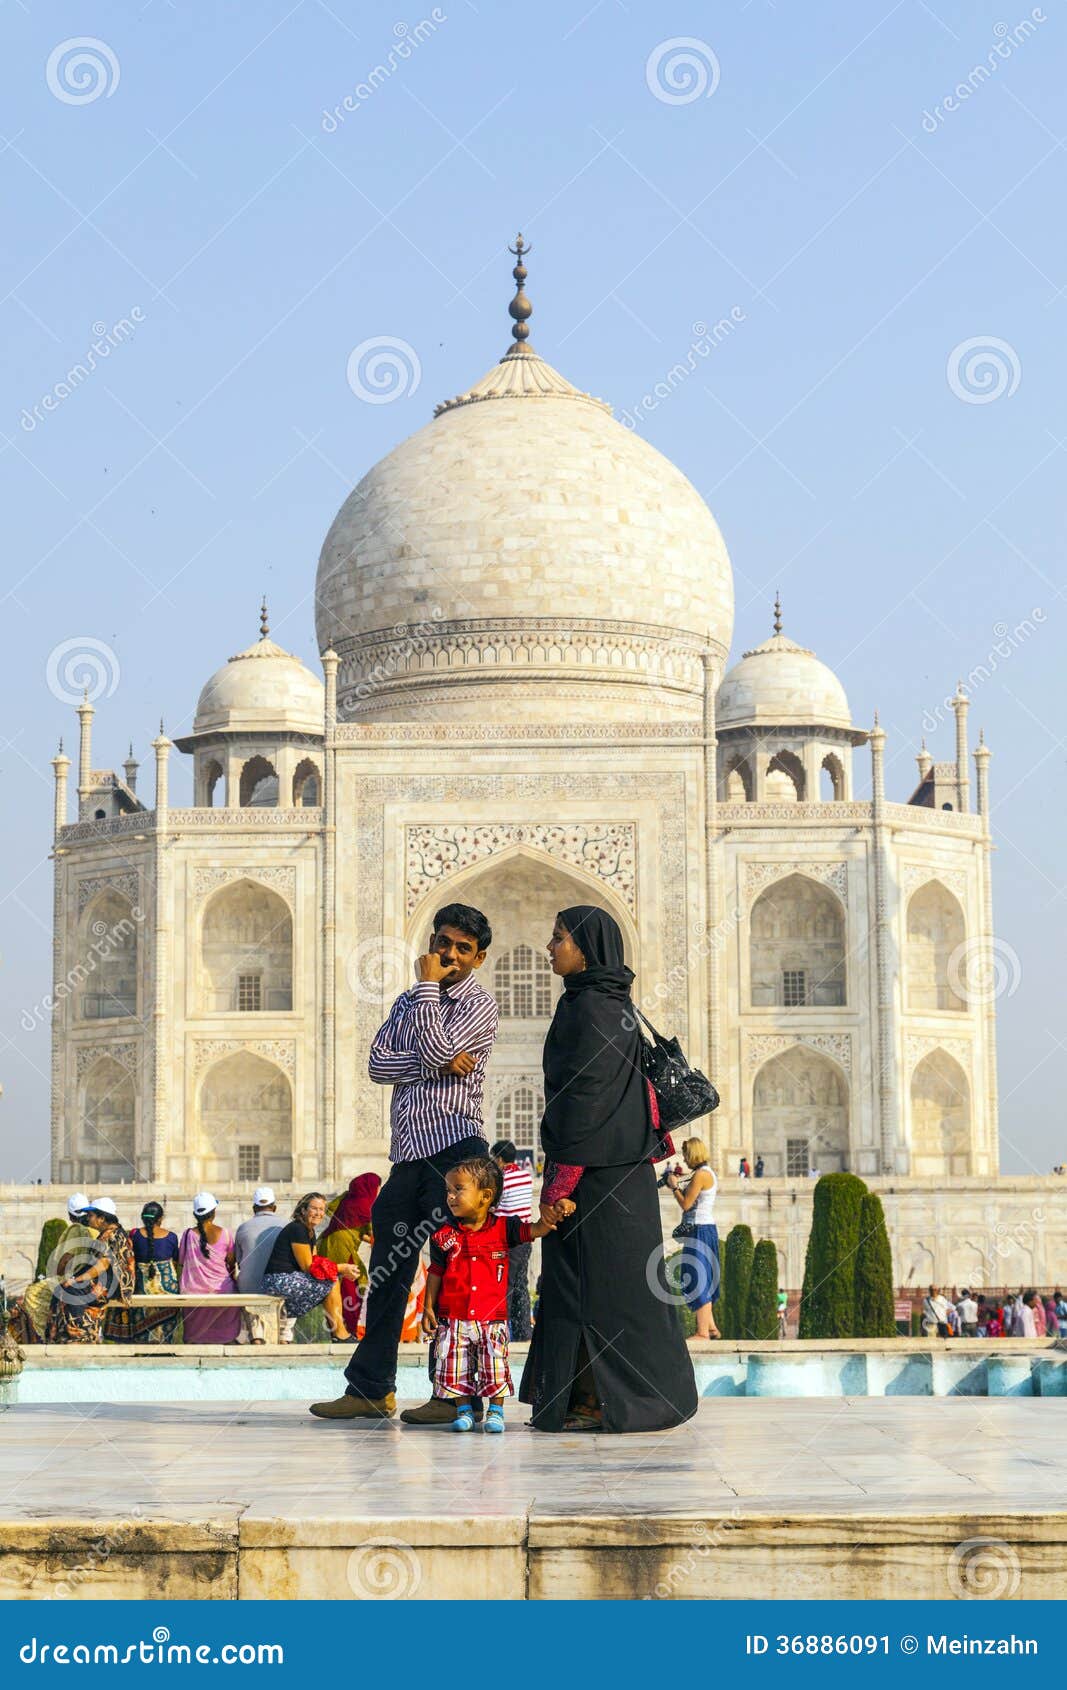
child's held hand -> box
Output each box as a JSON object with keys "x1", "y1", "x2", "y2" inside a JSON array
[{"x1": 421, "y1": 1306, "x2": 439, "y2": 1337}]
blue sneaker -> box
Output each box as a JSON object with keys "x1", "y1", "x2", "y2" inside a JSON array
[
  {"x1": 452, "y1": 1407, "x2": 475, "y2": 1433},
  {"x1": 484, "y1": 1404, "x2": 505, "y2": 1433}
]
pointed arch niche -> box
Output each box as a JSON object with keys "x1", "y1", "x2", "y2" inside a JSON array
[
  {"x1": 200, "y1": 879, "x2": 293, "y2": 1014},
  {"x1": 906, "y1": 880, "x2": 965, "y2": 1012},
  {"x1": 910, "y1": 1049, "x2": 971, "y2": 1176},
  {"x1": 197, "y1": 1050, "x2": 293, "y2": 1184},
  {"x1": 749, "y1": 873, "x2": 846, "y2": 1008},
  {"x1": 79, "y1": 1055, "x2": 138, "y2": 1180},
  {"x1": 752, "y1": 1046, "x2": 850, "y2": 1177}
]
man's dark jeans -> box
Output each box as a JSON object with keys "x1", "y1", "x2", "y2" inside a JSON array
[{"x1": 343, "y1": 1134, "x2": 487, "y2": 1400}]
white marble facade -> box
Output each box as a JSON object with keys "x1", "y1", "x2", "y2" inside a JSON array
[{"x1": 37, "y1": 289, "x2": 1052, "y2": 1287}]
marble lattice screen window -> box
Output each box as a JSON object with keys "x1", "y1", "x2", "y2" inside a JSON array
[
  {"x1": 786, "y1": 1137, "x2": 809, "y2": 1178},
  {"x1": 238, "y1": 1144, "x2": 261, "y2": 1181},
  {"x1": 237, "y1": 973, "x2": 263, "y2": 1012},
  {"x1": 494, "y1": 946, "x2": 553, "y2": 1020},
  {"x1": 496, "y1": 1085, "x2": 542, "y2": 1152},
  {"x1": 782, "y1": 969, "x2": 807, "y2": 1007}
]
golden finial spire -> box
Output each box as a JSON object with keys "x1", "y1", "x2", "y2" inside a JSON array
[
  {"x1": 773, "y1": 592, "x2": 782, "y2": 635},
  {"x1": 506, "y1": 233, "x2": 533, "y2": 354},
  {"x1": 260, "y1": 595, "x2": 270, "y2": 640}
]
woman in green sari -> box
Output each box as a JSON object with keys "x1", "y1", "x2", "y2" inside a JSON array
[{"x1": 8, "y1": 1195, "x2": 97, "y2": 1344}]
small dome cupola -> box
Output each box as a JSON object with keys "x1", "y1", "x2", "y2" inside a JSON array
[
  {"x1": 717, "y1": 597, "x2": 866, "y2": 804},
  {"x1": 173, "y1": 601, "x2": 325, "y2": 809}
]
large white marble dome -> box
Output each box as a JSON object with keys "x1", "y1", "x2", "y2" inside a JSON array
[{"x1": 315, "y1": 336, "x2": 734, "y2": 723}]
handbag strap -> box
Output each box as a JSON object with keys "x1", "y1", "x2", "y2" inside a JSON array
[{"x1": 630, "y1": 1002, "x2": 667, "y2": 1045}]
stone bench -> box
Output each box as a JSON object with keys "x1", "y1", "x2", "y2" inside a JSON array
[{"x1": 109, "y1": 1294, "x2": 285, "y2": 1344}]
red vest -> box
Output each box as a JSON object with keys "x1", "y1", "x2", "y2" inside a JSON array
[{"x1": 429, "y1": 1216, "x2": 527, "y2": 1322}]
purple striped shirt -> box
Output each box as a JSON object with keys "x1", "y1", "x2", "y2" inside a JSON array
[{"x1": 369, "y1": 973, "x2": 500, "y2": 1162}]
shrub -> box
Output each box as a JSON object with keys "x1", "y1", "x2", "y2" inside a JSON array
[
  {"x1": 743, "y1": 1239, "x2": 780, "y2": 1340},
  {"x1": 798, "y1": 1173, "x2": 868, "y2": 1338},
  {"x1": 35, "y1": 1218, "x2": 67, "y2": 1280},
  {"x1": 718, "y1": 1224, "x2": 754, "y2": 1340},
  {"x1": 854, "y1": 1191, "x2": 897, "y2": 1338}
]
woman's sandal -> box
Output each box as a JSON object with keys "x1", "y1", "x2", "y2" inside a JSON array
[
  {"x1": 562, "y1": 1409, "x2": 602, "y2": 1432},
  {"x1": 452, "y1": 1407, "x2": 476, "y2": 1433}
]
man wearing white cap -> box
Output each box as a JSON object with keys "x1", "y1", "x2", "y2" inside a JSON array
[
  {"x1": 234, "y1": 1188, "x2": 283, "y2": 1344},
  {"x1": 10, "y1": 1194, "x2": 96, "y2": 1342}
]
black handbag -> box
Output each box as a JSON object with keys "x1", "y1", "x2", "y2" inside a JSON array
[
  {"x1": 633, "y1": 1004, "x2": 720, "y2": 1134},
  {"x1": 672, "y1": 1216, "x2": 696, "y2": 1241}
]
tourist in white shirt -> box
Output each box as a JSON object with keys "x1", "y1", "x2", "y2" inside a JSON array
[{"x1": 956, "y1": 1289, "x2": 979, "y2": 1337}]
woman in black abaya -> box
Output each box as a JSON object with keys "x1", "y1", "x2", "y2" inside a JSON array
[{"x1": 519, "y1": 906, "x2": 698, "y2": 1433}]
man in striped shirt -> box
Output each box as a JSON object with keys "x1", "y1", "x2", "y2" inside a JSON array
[{"x1": 311, "y1": 903, "x2": 499, "y2": 1423}]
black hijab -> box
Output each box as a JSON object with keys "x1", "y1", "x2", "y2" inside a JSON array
[{"x1": 540, "y1": 905, "x2": 656, "y2": 1168}]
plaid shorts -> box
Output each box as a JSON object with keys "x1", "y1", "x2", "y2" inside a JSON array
[{"x1": 432, "y1": 1319, "x2": 512, "y2": 1399}]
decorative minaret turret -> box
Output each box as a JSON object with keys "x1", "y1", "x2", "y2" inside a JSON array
[
  {"x1": 869, "y1": 713, "x2": 895, "y2": 1172},
  {"x1": 951, "y1": 681, "x2": 970, "y2": 813},
  {"x1": 151, "y1": 720, "x2": 171, "y2": 821},
  {"x1": 52, "y1": 739, "x2": 70, "y2": 838},
  {"x1": 506, "y1": 233, "x2": 533, "y2": 356},
  {"x1": 123, "y1": 742, "x2": 139, "y2": 794},
  {"x1": 76, "y1": 690, "x2": 94, "y2": 812},
  {"x1": 916, "y1": 738, "x2": 933, "y2": 782},
  {"x1": 321, "y1": 646, "x2": 340, "y2": 1182},
  {"x1": 973, "y1": 728, "x2": 998, "y2": 1170},
  {"x1": 974, "y1": 727, "x2": 991, "y2": 819}
]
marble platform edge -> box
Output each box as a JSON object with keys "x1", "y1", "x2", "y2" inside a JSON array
[
  {"x1": 15, "y1": 1337, "x2": 1067, "y2": 1367},
  {"x1": 526, "y1": 1508, "x2": 1067, "y2": 1548}
]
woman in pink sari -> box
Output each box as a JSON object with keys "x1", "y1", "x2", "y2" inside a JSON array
[{"x1": 178, "y1": 1193, "x2": 241, "y2": 1344}]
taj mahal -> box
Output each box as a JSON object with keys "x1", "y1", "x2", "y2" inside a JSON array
[{"x1": 24, "y1": 243, "x2": 1065, "y2": 1292}]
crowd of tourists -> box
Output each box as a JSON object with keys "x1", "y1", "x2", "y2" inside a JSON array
[
  {"x1": 6, "y1": 1139, "x2": 538, "y2": 1351},
  {"x1": 921, "y1": 1285, "x2": 1067, "y2": 1338}
]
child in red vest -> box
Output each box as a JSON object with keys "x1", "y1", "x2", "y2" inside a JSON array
[{"x1": 423, "y1": 1155, "x2": 561, "y2": 1432}]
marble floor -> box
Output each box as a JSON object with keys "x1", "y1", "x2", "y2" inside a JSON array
[{"x1": 1, "y1": 1396, "x2": 1065, "y2": 1599}]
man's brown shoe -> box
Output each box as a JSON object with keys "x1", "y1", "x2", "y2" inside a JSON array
[
  {"x1": 309, "y1": 1392, "x2": 396, "y2": 1420},
  {"x1": 400, "y1": 1397, "x2": 484, "y2": 1426}
]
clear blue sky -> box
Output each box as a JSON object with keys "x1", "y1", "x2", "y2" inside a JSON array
[{"x1": 2, "y1": 0, "x2": 1064, "y2": 1178}]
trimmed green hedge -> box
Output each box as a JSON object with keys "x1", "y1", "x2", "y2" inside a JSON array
[
  {"x1": 718, "y1": 1224, "x2": 754, "y2": 1340},
  {"x1": 743, "y1": 1239, "x2": 780, "y2": 1340},
  {"x1": 799, "y1": 1173, "x2": 867, "y2": 1338},
  {"x1": 854, "y1": 1191, "x2": 897, "y2": 1338}
]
